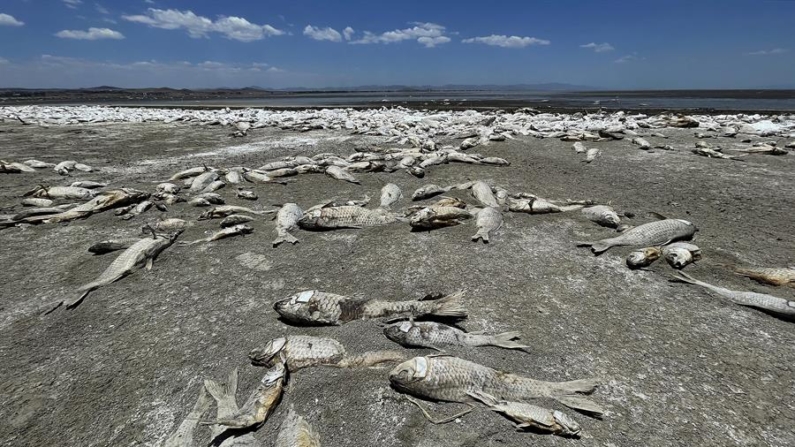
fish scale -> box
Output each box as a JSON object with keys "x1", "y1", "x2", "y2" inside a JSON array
[
  {"x1": 578, "y1": 218, "x2": 696, "y2": 254},
  {"x1": 298, "y1": 206, "x2": 399, "y2": 230}
]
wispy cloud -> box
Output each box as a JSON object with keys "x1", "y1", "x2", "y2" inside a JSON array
[
  {"x1": 0, "y1": 57, "x2": 8, "y2": 64},
  {"x1": 0, "y1": 13, "x2": 24, "y2": 26},
  {"x1": 351, "y1": 22, "x2": 451, "y2": 48},
  {"x1": 122, "y1": 8, "x2": 284, "y2": 42},
  {"x1": 55, "y1": 27, "x2": 124, "y2": 40},
  {"x1": 342, "y1": 26, "x2": 354, "y2": 41},
  {"x1": 95, "y1": 3, "x2": 109, "y2": 15},
  {"x1": 303, "y1": 25, "x2": 342, "y2": 42},
  {"x1": 746, "y1": 48, "x2": 787, "y2": 56},
  {"x1": 462, "y1": 35, "x2": 550, "y2": 48},
  {"x1": 62, "y1": 0, "x2": 82, "y2": 9},
  {"x1": 580, "y1": 42, "x2": 614, "y2": 53},
  {"x1": 614, "y1": 53, "x2": 642, "y2": 64}
]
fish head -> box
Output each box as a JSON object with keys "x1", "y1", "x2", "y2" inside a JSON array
[
  {"x1": 383, "y1": 321, "x2": 415, "y2": 343},
  {"x1": 664, "y1": 248, "x2": 693, "y2": 269},
  {"x1": 261, "y1": 361, "x2": 287, "y2": 386},
  {"x1": 273, "y1": 290, "x2": 334, "y2": 324},
  {"x1": 388, "y1": 357, "x2": 429, "y2": 391},
  {"x1": 626, "y1": 247, "x2": 661, "y2": 269},
  {"x1": 249, "y1": 337, "x2": 288, "y2": 367},
  {"x1": 297, "y1": 209, "x2": 322, "y2": 228}
]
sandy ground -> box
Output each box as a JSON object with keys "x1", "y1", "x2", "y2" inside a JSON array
[{"x1": 1, "y1": 117, "x2": 794, "y2": 447}]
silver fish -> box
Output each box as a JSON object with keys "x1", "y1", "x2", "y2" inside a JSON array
[
  {"x1": 220, "y1": 214, "x2": 255, "y2": 228},
  {"x1": 243, "y1": 170, "x2": 287, "y2": 184},
  {"x1": 249, "y1": 335, "x2": 404, "y2": 371},
  {"x1": 275, "y1": 408, "x2": 321, "y2": 447},
  {"x1": 43, "y1": 189, "x2": 149, "y2": 224},
  {"x1": 662, "y1": 242, "x2": 701, "y2": 269},
  {"x1": 389, "y1": 356, "x2": 603, "y2": 415},
  {"x1": 27, "y1": 185, "x2": 96, "y2": 200},
  {"x1": 268, "y1": 168, "x2": 299, "y2": 178},
  {"x1": 190, "y1": 171, "x2": 219, "y2": 192},
  {"x1": 189, "y1": 198, "x2": 211, "y2": 207},
  {"x1": 258, "y1": 160, "x2": 297, "y2": 171},
  {"x1": 196, "y1": 192, "x2": 225, "y2": 205},
  {"x1": 412, "y1": 184, "x2": 451, "y2": 201},
  {"x1": 471, "y1": 181, "x2": 498, "y2": 208},
  {"x1": 164, "y1": 388, "x2": 212, "y2": 447},
  {"x1": 507, "y1": 197, "x2": 567, "y2": 214},
  {"x1": 471, "y1": 207, "x2": 502, "y2": 243},
  {"x1": 379, "y1": 183, "x2": 403, "y2": 209},
  {"x1": 325, "y1": 166, "x2": 360, "y2": 184},
  {"x1": 183, "y1": 224, "x2": 253, "y2": 245},
  {"x1": 168, "y1": 166, "x2": 209, "y2": 181},
  {"x1": 577, "y1": 219, "x2": 696, "y2": 254},
  {"x1": 673, "y1": 272, "x2": 795, "y2": 318},
  {"x1": 23, "y1": 159, "x2": 55, "y2": 169},
  {"x1": 469, "y1": 391, "x2": 581, "y2": 437},
  {"x1": 273, "y1": 290, "x2": 467, "y2": 326},
  {"x1": 63, "y1": 231, "x2": 182, "y2": 309},
  {"x1": 21, "y1": 198, "x2": 53, "y2": 207},
  {"x1": 273, "y1": 203, "x2": 303, "y2": 247},
  {"x1": 298, "y1": 206, "x2": 399, "y2": 230},
  {"x1": 581, "y1": 205, "x2": 620, "y2": 228},
  {"x1": 200, "y1": 180, "x2": 226, "y2": 194},
  {"x1": 626, "y1": 247, "x2": 662, "y2": 269},
  {"x1": 384, "y1": 320, "x2": 527, "y2": 351}
]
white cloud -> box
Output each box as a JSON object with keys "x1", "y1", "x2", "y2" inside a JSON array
[
  {"x1": 303, "y1": 25, "x2": 342, "y2": 42},
  {"x1": 746, "y1": 48, "x2": 787, "y2": 56},
  {"x1": 0, "y1": 13, "x2": 24, "y2": 26},
  {"x1": 352, "y1": 22, "x2": 450, "y2": 47},
  {"x1": 614, "y1": 53, "x2": 641, "y2": 63},
  {"x1": 266, "y1": 66, "x2": 284, "y2": 73},
  {"x1": 122, "y1": 8, "x2": 284, "y2": 42},
  {"x1": 462, "y1": 34, "x2": 550, "y2": 48},
  {"x1": 343, "y1": 26, "x2": 354, "y2": 41},
  {"x1": 63, "y1": 0, "x2": 82, "y2": 9},
  {"x1": 0, "y1": 57, "x2": 8, "y2": 64},
  {"x1": 580, "y1": 42, "x2": 614, "y2": 53},
  {"x1": 55, "y1": 27, "x2": 125, "y2": 40},
  {"x1": 95, "y1": 3, "x2": 109, "y2": 14}
]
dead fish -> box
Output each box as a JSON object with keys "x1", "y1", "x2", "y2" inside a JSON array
[
  {"x1": 692, "y1": 147, "x2": 742, "y2": 160},
  {"x1": 182, "y1": 224, "x2": 253, "y2": 245},
  {"x1": 471, "y1": 181, "x2": 499, "y2": 208},
  {"x1": 273, "y1": 290, "x2": 467, "y2": 326},
  {"x1": 298, "y1": 206, "x2": 399, "y2": 230},
  {"x1": 199, "y1": 205, "x2": 273, "y2": 220},
  {"x1": 325, "y1": 166, "x2": 360, "y2": 184},
  {"x1": 734, "y1": 144, "x2": 787, "y2": 155},
  {"x1": 584, "y1": 148, "x2": 600, "y2": 163},
  {"x1": 582, "y1": 205, "x2": 620, "y2": 228},
  {"x1": 632, "y1": 138, "x2": 651, "y2": 150},
  {"x1": 225, "y1": 169, "x2": 245, "y2": 184},
  {"x1": 188, "y1": 198, "x2": 211, "y2": 207},
  {"x1": 672, "y1": 272, "x2": 795, "y2": 318},
  {"x1": 626, "y1": 247, "x2": 662, "y2": 269},
  {"x1": 507, "y1": 197, "x2": 567, "y2": 214},
  {"x1": 147, "y1": 218, "x2": 188, "y2": 233},
  {"x1": 119, "y1": 200, "x2": 152, "y2": 220},
  {"x1": 54, "y1": 160, "x2": 77, "y2": 175},
  {"x1": 70, "y1": 181, "x2": 107, "y2": 189},
  {"x1": 237, "y1": 189, "x2": 258, "y2": 201},
  {"x1": 0, "y1": 163, "x2": 23, "y2": 174},
  {"x1": 200, "y1": 180, "x2": 226, "y2": 194},
  {"x1": 409, "y1": 206, "x2": 472, "y2": 230},
  {"x1": 471, "y1": 207, "x2": 502, "y2": 243},
  {"x1": 156, "y1": 183, "x2": 180, "y2": 195},
  {"x1": 42, "y1": 189, "x2": 149, "y2": 224},
  {"x1": 190, "y1": 171, "x2": 219, "y2": 192},
  {"x1": 446, "y1": 151, "x2": 481, "y2": 164},
  {"x1": 196, "y1": 192, "x2": 225, "y2": 205},
  {"x1": 406, "y1": 166, "x2": 425, "y2": 178},
  {"x1": 74, "y1": 163, "x2": 93, "y2": 172},
  {"x1": 273, "y1": 203, "x2": 303, "y2": 247},
  {"x1": 725, "y1": 265, "x2": 795, "y2": 288},
  {"x1": 573, "y1": 142, "x2": 587, "y2": 153},
  {"x1": 469, "y1": 391, "x2": 581, "y2": 437},
  {"x1": 164, "y1": 387, "x2": 212, "y2": 447},
  {"x1": 249, "y1": 335, "x2": 403, "y2": 371},
  {"x1": 379, "y1": 183, "x2": 403, "y2": 209},
  {"x1": 662, "y1": 242, "x2": 701, "y2": 269},
  {"x1": 389, "y1": 356, "x2": 603, "y2": 415},
  {"x1": 168, "y1": 166, "x2": 209, "y2": 181},
  {"x1": 220, "y1": 214, "x2": 255, "y2": 228},
  {"x1": 295, "y1": 164, "x2": 325, "y2": 174},
  {"x1": 0, "y1": 162, "x2": 33, "y2": 173},
  {"x1": 88, "y1": 238, "x2": 141, "y2": 255},
  {"x1": 275, "y1": 408, "x2": 321, "y2": 447},
  {"x1": 28, "y1": 185, "x2": 96, "y2": 200},
  {"x1": 412, "y1": 184, "x2": 451, "y2": 201},
  {"x1": 460, "y1": 137, "x2": 479, "y2": 150},
  {"x1": 23, "y1": 159, "x2": 55, "y2": 169},
  {"x1": 202, "y1": 362, "x2": 286, "y2": 430},
  {"x1": 21, "y1": 198, "x2": 53, "y2": 207},
  {"x1": 479, "y1": 157, "x2": 510, "y2": 166},
  {"x1": 419, "y1": 154, "x2": 447, "y2": 169},
  {"x1": 243, "y1": 170, "x2": 287, "y2": 184},
  {"x1": 384, "y1": 320, "x2": 527, "y2": 351},
  {"x1": 202, "y1": 369, "x2": 259, "y2": 446},
  {"x1": 577, "y1": 218, "x2": 696, "y2": 254},
  {"x1": 258, "y1": 160, "x2": 297, "y2": 171},
  {"x1": 60, "y1": 231, "x2": 182, "y2": 310},
  {"x1": 268, "y1": 167, "x2": 299, "y2": 178}
]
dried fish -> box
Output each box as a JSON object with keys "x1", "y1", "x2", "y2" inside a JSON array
[
  {"x1": 577, "y1": 219, "x2": 696, "y2": 254},
  {"x1": 273, "y1": 203, "x2": 303, "y2": 246},
  {"x1": 249, "y1": 335, "x2": 403, "y2": 371},
  {"x1": 384, "y1": 320, "x2": 527, "y2": 351},
  {"x1": 673, "y1": 272, "x2": 795, "y2": 318}
]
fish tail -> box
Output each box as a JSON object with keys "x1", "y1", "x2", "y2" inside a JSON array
[
  {"x1": 471, "y1": 229, "x2": 489, "y2": 243},
  {"x1": 203, "y1": 368, "x2": 238, "y2": 404},
  {"x1": 554, "y1": 395, "x2": 605, "y2": 417},
  {"x1": 555, "y1": 378, "x2": 599, "y2": 395},
  {"x1": 65, "y1": 288, "x2": 93, "y2": 309},
  {"x1": 272, "y1": 232, "x2": 299, "y2": 247},
  {"x1": 467, "y1": 390, "x2": 499, "y2": 406},
  {"x1": 429, "y1": 290, "x2": 468, "y2": 319},
  {"x1": 488, "y1": 331, "x2": 529, "y2": 350},
  {"x1": 671, "y1": 271, "x2": 699, "y2": 285},
  {"x1": 337, "y1": 350, "x2": 405, "y2": 368}
]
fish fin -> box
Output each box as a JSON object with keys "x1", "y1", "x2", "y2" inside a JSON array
[
  {"x1": 555, "y1": 395, "x2": 604, "y2": 417},
  {"x1": 489, "y1": 331, "x2": 530, "y2": 350},
  {"x1": 579, "y1": 241, "x2": 611, "y2": 254},
  {"x1": 467, "y1": 390, "x2": 499, "y2": 407},
  {"x1": 471, "y1": 230, "x2": 489, "y2": 243},
  {"x1": 556, "y1": 378, "x2": 599, "y2": 395},
  {"x1": 145, "y1": 258, "x2": 154, "y2": 271},
  {"x1": 670, "y1": 271, "x2": 698, "y2": 285},
  {"x1": 337, "y1": 350, "x2": 404, "y2": 368},
  {"x1": 272, "y1": 233, "x2": 299, "y2": 247},
  {"x1": 65, "y1": 289, "x2": 92, "y2": 309},
  {"x1": 648, "y1": 211, "x2": 668, "y2": 220},
  {"x1": 429, "y1": 290, "x2": 468, "y2": 319},
  {"x1": 203, "y1": 368, "x2": 239, "y2": 405}
]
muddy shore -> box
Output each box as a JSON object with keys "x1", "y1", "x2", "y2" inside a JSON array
[{"x1": 0, "y1": 114, "x2": 794, "y2": 446}]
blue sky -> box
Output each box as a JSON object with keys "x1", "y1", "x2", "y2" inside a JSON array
[{"x1": 0, "y1": 0, "x2": 793, "y2": 89}]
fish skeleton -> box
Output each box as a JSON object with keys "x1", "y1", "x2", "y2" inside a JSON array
[
  {"x1": 389, "y1": 355, "x2": 603, "y2": 415},
  {"x1": 202, "y1": 363, "x2": 286, "y2": 431},
  {"x1": 379, "y1": 183, "x2": 403, "y2": 209},
  {"x1": 577, "y1": 219, "x2": 696, "y2": 254},
  {"x1": 273, "y1": 290, "x2": 467, "y2": 325},
  {"x1": 273, "y1": 203, "x2": 303, "y2": 246},
  {"x1": 726, "y1": 265, "x2": 795, "y2": 288},
  {"x1": 469, "y1": 391, "x2": 581, "y2": 437},
  {"x1": 249, "y1": 335, "x2": 404, "y2": 372},
  {"x1": 471, "y1": 207, "x2": 502, "y2": 243},
  {"x1": 62, "y1": 231, "x2": 182, "y2": 310},
  {"x1": 581, "y1": 205, "x2": 620, "y2": 228},
  {"x1": 298, "y1": 206, "x2": 399, "y2": 230},
  {"x1": 673, "y1": 272, "x2": 795, "y2": 318},
  {"x1": 275, "y1": 408, "x2": 322, "y2": 447},
  {"x1": 384, "y1": 320, "x2": 527, "y2": 351}
]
